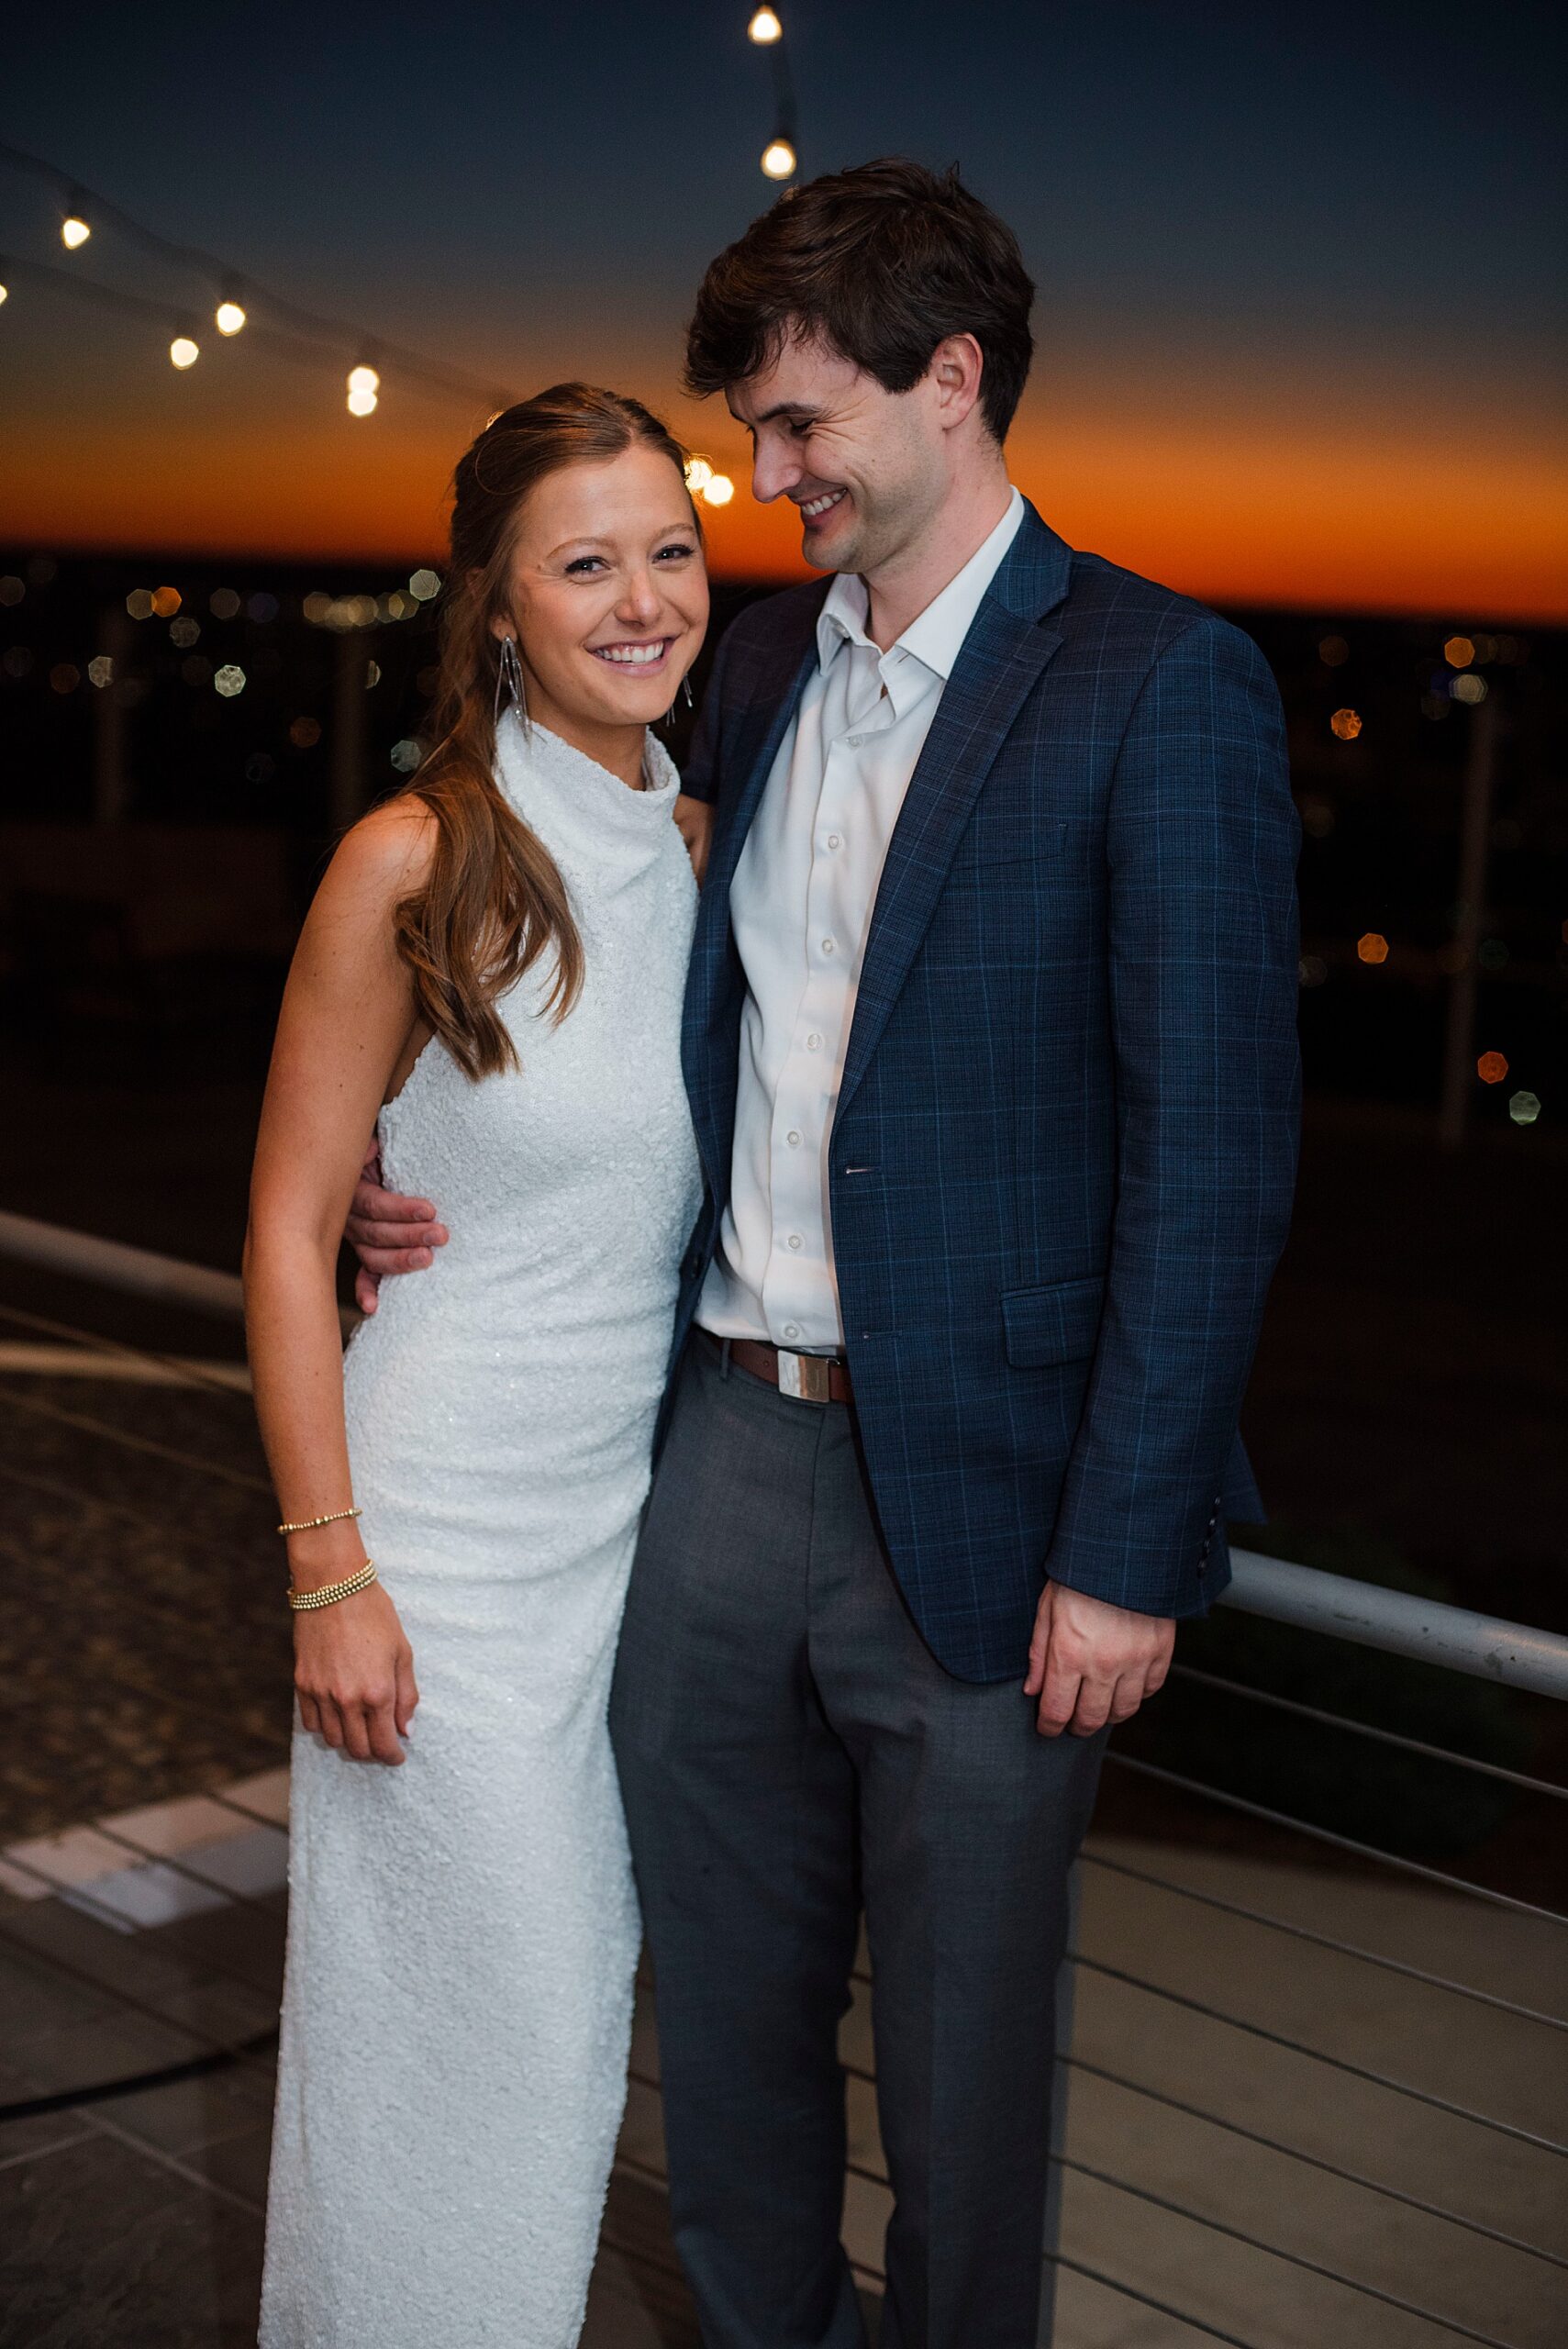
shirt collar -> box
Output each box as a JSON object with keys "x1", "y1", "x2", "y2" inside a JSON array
[{"x1": 814, "y1": 487, "x2": 1026, "y2": 701}]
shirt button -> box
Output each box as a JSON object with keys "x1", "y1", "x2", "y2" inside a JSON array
[
  {"x1": 786, "y1": 1130, "x2": 801, "y2": 1146},
  {"x1": 787, "y1": 1233, "x2": 803, "y2": 1251},
  {"x1": 821, "y1": 938, "x2": 836, "y2": 956},
  {"x1": 827, "y1": 833, "x2": 841, "y2": 849},
  {"x1": 784, "y1": 1323, "x2": 801, "y2": 1341},
  {"x1": 847, "y1": 733, "x2": 864, "y2": 748},
  {"x1": 806, "y1": 1033, "x2": 822, "y2": 1051}
]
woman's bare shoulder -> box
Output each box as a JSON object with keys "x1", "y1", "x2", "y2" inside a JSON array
[{"x1": 317, "y1": 796, "x2": 439, "y2": 925}]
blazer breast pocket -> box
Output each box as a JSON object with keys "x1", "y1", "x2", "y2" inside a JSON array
[
  {"x1": 948, "y1": 817, "x2": 1096, "y2": 886},
  {"x1": 1002, "y1": 1275, "x2": 1106, "y2": 1369}
]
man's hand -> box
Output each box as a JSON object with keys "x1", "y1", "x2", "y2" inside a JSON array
[
  {"x1": 1024, "y1": 1582, "x2": 1174, "y2": 1738},
  {"x1": 344, "y1": 1144, "x2": 448, "y2": 1316}
]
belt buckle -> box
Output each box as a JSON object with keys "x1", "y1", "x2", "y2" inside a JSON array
[{"x1": 777, "y1": 1349, "x2": 831, "y2": 1404}]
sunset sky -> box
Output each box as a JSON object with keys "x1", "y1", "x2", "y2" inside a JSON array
[{"x1": 4, "y1": 0, "x2": 1564, "y2": 618}]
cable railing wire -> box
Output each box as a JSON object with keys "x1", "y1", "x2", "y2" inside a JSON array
[
  {"x1": 1060, "y1": 2053, "x2": 1567, "y2": 2268},
  {"x1": 1105, "y1": 1749, "x2": 1568, "y2": 1928},
  {"x1": 0, "y1": 1298, "x2": 250, "y2": 1402},
  {"x1": 1045, "y1": 2252, "x2": 1262, "y2": 2349},
  {"x1": 1073, "y1": 1953, "x2": 1568, "y2": 2156},
  {"x1": 1048, "y1": 2151, "x2": 1521, "y2": 2349},
  {"x1": 1170, "y1": 1659, "x2": 1568, "y2": 1802},
  {"x1": 1078, "y1": 1845, "x2": 1567, "y2": 2031},
  {"x1": 0, "y1": 1381, "x2": 272, "y2": 1494}
]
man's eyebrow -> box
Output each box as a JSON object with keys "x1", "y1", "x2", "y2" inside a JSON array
[{"x1": 747, "y1": 400, "x2": 824, "y2": 426}]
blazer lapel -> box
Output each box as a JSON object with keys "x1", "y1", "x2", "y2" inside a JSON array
[
  {"x1": 684, "y1": 593, "x2": 823, "y2": 1191},
  {"x1": 836, "y1": 507, "x2": 1073, "y2": 1119}
]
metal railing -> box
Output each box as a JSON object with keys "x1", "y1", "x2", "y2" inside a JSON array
[{"x1": 3, "y1": 1207, "x2": 1564, "y2": 2344}]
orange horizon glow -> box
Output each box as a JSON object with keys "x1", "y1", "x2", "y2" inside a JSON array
[{"x1": 3, "y1": 406, "x2": 1564, "y2": 624}]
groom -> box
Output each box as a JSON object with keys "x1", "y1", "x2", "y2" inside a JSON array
[{"x1": 351, "y1": 161, "x2": 1299, "y2": 2348}]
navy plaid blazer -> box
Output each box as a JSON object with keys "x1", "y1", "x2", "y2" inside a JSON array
[{"x1": 670, "y1": 502, "x2": 1300, "y2": 1682}]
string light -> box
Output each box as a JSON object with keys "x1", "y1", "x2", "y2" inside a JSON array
[
  {"x1": 0, "y1": 142, "x2": 517, "y2": 418},
  {"x1": 347, "y1": 361, "x2": 380, "y2": 417},
  {"x1": 0, "y1": 282, "x2": 8, "y2": 306},
  {"x1": 746, "y1": 6, "x2": 799, "y2": 183}
]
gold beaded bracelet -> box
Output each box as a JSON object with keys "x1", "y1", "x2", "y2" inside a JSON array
[
  {"x1": 277, "y1": 1506, "x2": 361, "y2": 1537},
  {"x1": 288, "y1": 1561, "x2": 378, "y2": 1613}
]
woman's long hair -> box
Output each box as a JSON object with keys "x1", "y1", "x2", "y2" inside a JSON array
[{"x1": 394, "y1": 383, "x2": 694, "y2": 1079}]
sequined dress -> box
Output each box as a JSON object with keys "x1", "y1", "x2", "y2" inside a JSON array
[{"x1": 261, "y1": 718, "x2": 701, "y2": 2347}]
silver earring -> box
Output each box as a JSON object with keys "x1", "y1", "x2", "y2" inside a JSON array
[
  {"x1": 495, "y1": 635, "x2": 527, "y2": 729},
  {"x1": 683, "y1": 674, "x2": 695, "y2": 710}
]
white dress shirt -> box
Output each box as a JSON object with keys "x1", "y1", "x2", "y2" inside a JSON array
[{"x1": 699, "y1": 488, "x2": 1026, "y2": 1352}]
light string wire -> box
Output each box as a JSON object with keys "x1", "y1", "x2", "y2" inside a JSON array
[{"x1": 0, "y1": 139, "x2": 516, "y2": 412}]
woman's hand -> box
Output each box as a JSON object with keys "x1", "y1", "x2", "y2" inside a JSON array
[
  {"x1": 294, "y1": 1579, "x2": 419, "y2": 1765},
  {"x1": 673, "y1": 793, "x2": 714, "y2": 886}
]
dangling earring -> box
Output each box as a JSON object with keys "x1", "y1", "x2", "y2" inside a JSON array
[
  {"x1": 683, "y1": 674, "x2": 695, "y2": 710},
  {"x1": 495, "y1": 634, "x2": 527, "y2": 729}
]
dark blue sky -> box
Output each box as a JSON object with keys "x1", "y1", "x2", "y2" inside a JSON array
[{"x1": 5, "y1": 1, "x2": 1564, "y2": 608}]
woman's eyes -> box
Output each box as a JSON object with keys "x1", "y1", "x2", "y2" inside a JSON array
[{"x1": 562, "y1": 543, "x2": 696, "y2": 577}]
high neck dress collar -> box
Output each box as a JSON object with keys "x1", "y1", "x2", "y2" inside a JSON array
[{"x1": 495, "y1": 713, "x2": 683, "y2": 896}]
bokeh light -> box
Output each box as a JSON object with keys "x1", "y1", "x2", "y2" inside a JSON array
[
  {"x1": 150, "y1": 586, "x2": 182, "y2": 618},
  {"x1": 289, "y1": 716, "x2": 322, "y2": 749},
  {"x1": 762, "y1": 139, "x2": 797, "y2": 180},
  {"x1": 216, "y1": 301, "x2": 247, "y2": 336},
  {"x1": 749, "y1": 7, "x2": 784, "y2": 40},
  {"x1": 1330, "y1": 707, "x2": 1362, "y2": 740},
  {"x1": 213, "y1": 663, "x2": 246, "y2": 697},
  {"x1": 1356, "y1": 933, "x2": 1389, "y2": 964},
  {"x1": 1443, "y1": 635, "x2": 1474, "y2": 668},
  {"x1": 61, "y1": 216, "x2": 90, "y2": 250},
  {"x1": 703, "y1": 473, "x2": 736, "y2": 507},
  {"x1": 169, "y1": 336, "x2": 200, "y2": 370},
  {"x1": 408, "y1": 569, "x2": 441, "y2": 602},
  {"x1": 1476, "y1": 1052, "x2": 1508, "y2": 1085},
  {"x1": 1451, "y1": 673, "x2": 1488, "y2": 705},
  {"x1": 1318, "y1": 634, "x2": 1349, "y2": 666},
  {"x1": 1508, "y1": 1091, "x2": 1541, "y2": 1126},
  {"x1": 209, "y1": 587, "x2": 242, "y2": 619}
]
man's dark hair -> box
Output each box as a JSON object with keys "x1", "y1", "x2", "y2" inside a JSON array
[{"x1": 684, "y1": 158, "x2": 1036, "y2": 444}]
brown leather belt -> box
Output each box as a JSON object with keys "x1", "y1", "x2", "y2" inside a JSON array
[{"x1": 726, "y1": 1336, "x2": 854, "y2": 1405}]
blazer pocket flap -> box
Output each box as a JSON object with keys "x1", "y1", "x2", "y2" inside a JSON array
[{"x1": 1002, "y1": 1276, "x2": 1106, "y2": 1368}]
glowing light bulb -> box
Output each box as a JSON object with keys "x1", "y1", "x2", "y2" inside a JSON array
[
  {"x1": 348, "y1": 363, "x2": 380, "y2": 397},
  {"x1": 347, "y1": 384, "x2": 379, "y2": 417},
  {"x1": 703, "y1": 473, "x2": 735, "y2": 507},
  {"x1": 170, "y1": 335, "x2": 200, "y2": 370},
  {"x1": 61, "y1": 216, "x2": 91, "y2": 250},
  {"x1": 749, "y1": 6, "x2": 784, "y2": 39},
  {"x1": 216, "y1": 300, "x2": 247, "y2": 336},
  {"x1": 761, "y1": 139, "x2": 797, "y2": 181}
]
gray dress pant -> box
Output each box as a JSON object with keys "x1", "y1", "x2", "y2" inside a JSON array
[{"x1": 610, "y1": 1336, "x2": 1106, "y2": 2349}]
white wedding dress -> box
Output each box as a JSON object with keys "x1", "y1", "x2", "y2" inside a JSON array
[{"x1": 261, "y1": 717, "x2": 701, "y2": 2347}]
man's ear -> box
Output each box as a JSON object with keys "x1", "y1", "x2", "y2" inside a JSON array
[{"x1": 930, "y1": 333, "x2": 984, "y2": 431}]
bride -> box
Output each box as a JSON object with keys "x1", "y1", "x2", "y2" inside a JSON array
[{"x1": 244, "y1": 383, "x2": 709, "y2": 2345}]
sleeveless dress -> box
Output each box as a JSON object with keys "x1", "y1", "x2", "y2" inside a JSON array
[{"x1": 260, "y1": 718, "x2": 702, "y2": 2347}]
